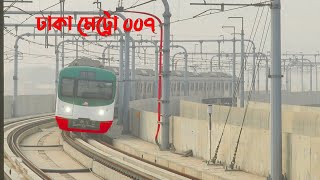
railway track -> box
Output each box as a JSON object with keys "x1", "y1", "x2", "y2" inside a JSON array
[
  {"x1": 95, "y1": 138, "x2": 199, "y2": 180},
  {"x1": 62, "y1": 132, "x2": 191, "y2": 180},
  {"x1": 5, "y1": 115, "x2": 192, "y2": 180},
  {"x1": 62, "y1": 132, "x2": 153, "y2": 179},
  {"x1": 5, "y1": 115, "x2": 55, "y2": 180}
]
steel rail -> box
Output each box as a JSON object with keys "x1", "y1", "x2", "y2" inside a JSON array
[
  {"x1": 6, "y1": 115, "x2": 54, "y2": 180},
  {"x1": 96, "y1": 138, "x2": 199, "y2": 180},
  {"x1": 61, "y1": 131, "x2": 153, "y2": 180}
]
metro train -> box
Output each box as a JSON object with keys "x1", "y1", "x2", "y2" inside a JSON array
[
  {"x1": 55, "y1": 57, "x2": 233, "y2": 134},
  {"x1": 55, "y1": 58, "x2": 117, "y2": 134}
]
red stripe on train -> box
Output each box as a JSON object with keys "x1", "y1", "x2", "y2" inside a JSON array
[{"x1": 55, "y1": 116, "x2": 113, "y2": 134}]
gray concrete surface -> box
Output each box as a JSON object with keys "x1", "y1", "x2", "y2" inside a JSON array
[
  {"x1": 4, "y1": 95, "x2": 55, "y2": 119},
  {"x1": 19, "y1": 125, "x2": 101, "y2": 180},
  {"x1": 128, "y1": 98, "x2": 320, "y2": 179},
  {"x1": 129, "y1": 97, "x2": 182, "y2": 116},
  {"x1": 248, "y1": 91, "x2": 320, "y2": 106},
  {"x1": 111, "y1": 135, "x2": 265, "y2": 180}
]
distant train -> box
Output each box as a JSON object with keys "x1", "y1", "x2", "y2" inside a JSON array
[
  {"x1": 105, "y1": 66, "x2": 233, "y2": 100},
  {"x1": 55, "y1": 58, "x2": 117, "y2": 134}
]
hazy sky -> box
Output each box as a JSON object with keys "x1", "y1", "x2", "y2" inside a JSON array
[
  {"x1": 4, "y1": 0, "x2": 320, "y2": 62},
  {"x1": 4, "y1": 0, "x2": 320, "y2": 94}
]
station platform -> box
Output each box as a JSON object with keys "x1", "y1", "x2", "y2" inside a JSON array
[{"x1": 110, "y1": 134, "x2": 266, "y2": 180}]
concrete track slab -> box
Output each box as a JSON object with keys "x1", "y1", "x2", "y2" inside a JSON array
[
  {"x1": 20, "y1": 126, "x2": 61, "y2": 146},
  {"x1": 46, "y1": 172, "x2": 102, "y2": 180},
  {"x1": 20, "y1": 126, "x2": 101, "y2": 180},
  {"x1": 112, "y1": 135, "x2": 266, "y2": 180}
]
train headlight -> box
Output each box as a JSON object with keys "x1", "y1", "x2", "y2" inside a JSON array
[
  {"x1": 98, "y1": 109, "x2": 105, "y2": 116},
  {"x1": 65, "y1": 106, "x2": 72, "y2": 113}
]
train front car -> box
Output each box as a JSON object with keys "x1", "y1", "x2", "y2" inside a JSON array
[{"x1": 55, "y1": 66, "x2": 116, "y2": 134}]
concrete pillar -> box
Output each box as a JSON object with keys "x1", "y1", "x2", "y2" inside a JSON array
[
  {"x1": 61, "y1": 42, "x2": 65, "y2": 68},
  {"x1": 108, "y1": 45, "x2": 111, "y2": 66},
  {"x1": 210, "y1": 56, "x2": 214, "y2": 73},
  {"x1": 257, "y1": 63, "x2": 260, "y2": 92},
  {"x1": 122, "y1": 31, "x2": 130, "y2": 134},
  {"x1": 315, "y1": 55, "x2": 318, "y2": 91},
  {"x1": 160, "y1": 0, "x2": 171, "y2": 150},
  {"x1": 310, "y1": 64, "x2": 312, "y2": 92},
  {"x1": 13, "y1": 33, "x2": 30, "y2": 117},
  {"x1": 301, "y1": 56, "x2": 304, "y2": 92},
  {"x1": 54, "y1": 30, "x2": 59, "y2": 96},
  {"x1": 252, "y1": 47, "x2": 256, "y2": 92},
  {"x1": 232, "y1": 37, "x2": 236, "y2": 106},
  {"x1": 76, "y1": 38, "x2": 78, "y2": 59},
  {"x1": 266, "y1": 59, "x2": 269, "y2": 93},
  {"x1": 154, "y1": 42, "x2": 159, "y2": 98},
  {"x1": 240, "y1": 26, "x2": 244, "y2": 107},
  {"x1": 218, "y1": 41, "x2": 221, "y2": 70},
  {"x1": 270, "y1": 0, "x2": 283, "y2": 178},
  {"x1": 118, "y1": 37, "x2": 124, "y2": 125},
  {"x1": 131, "y1": 41, "x2": 136, "y2": 100},
  {"x1": 184, "y1": 52, "x2": 188, "y2": 96}
]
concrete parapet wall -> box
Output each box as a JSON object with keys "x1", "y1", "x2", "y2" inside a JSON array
[
  {"x1": 129, "y1": 98, "x2": 320, "y2": 179},
  {"x1": 130, "y1": 108, "x2": 160, "y2": 143},
  {"x1": 129, "y1": 97, "x2": 181, "y2": 116},
  {"x1": 4, "y1": 96, "x2": 13, "y2": 119},
  {"x1": 4, "y1": 95, "x2": 55, "y2": 119},
  {"x1": 249, "y1": 91, "x2": 320, "y2": 106}
]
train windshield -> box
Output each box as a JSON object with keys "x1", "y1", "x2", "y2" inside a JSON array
[
  {"x1": 61, "y1": 78, "x2": 75, "y2": 97},
  {"x1": 77, "y1": 80, "x2": 113, "y2": 100}
]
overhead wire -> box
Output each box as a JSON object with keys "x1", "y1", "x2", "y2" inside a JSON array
[
  {"x1": 4, "y1": 1, "x2": 16, "y2": 13},
  {"x1": 121, "y1": 1, "x2": 271, "y2": 36},
  {"x1": 243, "y1": 1, "x2": 268, "y2": 87},
  {"x1": 210, "y1": 0, "x2": 270, "y2": 164},
  {"x1": 4, "y1": 1, "x2": 62, "y2": 35},
  {"x1": 124, "y1": 0, "x2": 156, "y2": 10},
  {"x1": 228, "y1": 8, "x2": 271, "y2": 168},
  {"x1": 244, "y1": 0, "x2": 266, "y2": 56},
  {"x1": 129, "y1": 0, "x2": 141, "y2": 8},
  {"x1": 171, "y1": 1, "x2": 271, "y2": 25}
]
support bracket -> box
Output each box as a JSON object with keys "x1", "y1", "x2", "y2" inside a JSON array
[
  {"x1": 268, "y1": 74, "x2": 284, "y2": 78},
  {"x1": 206, "y1": 159, "x2": 223, "y2": 166},
  {"x1": 162, "y1": 71, "x2": 171, "y2": 77}
]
